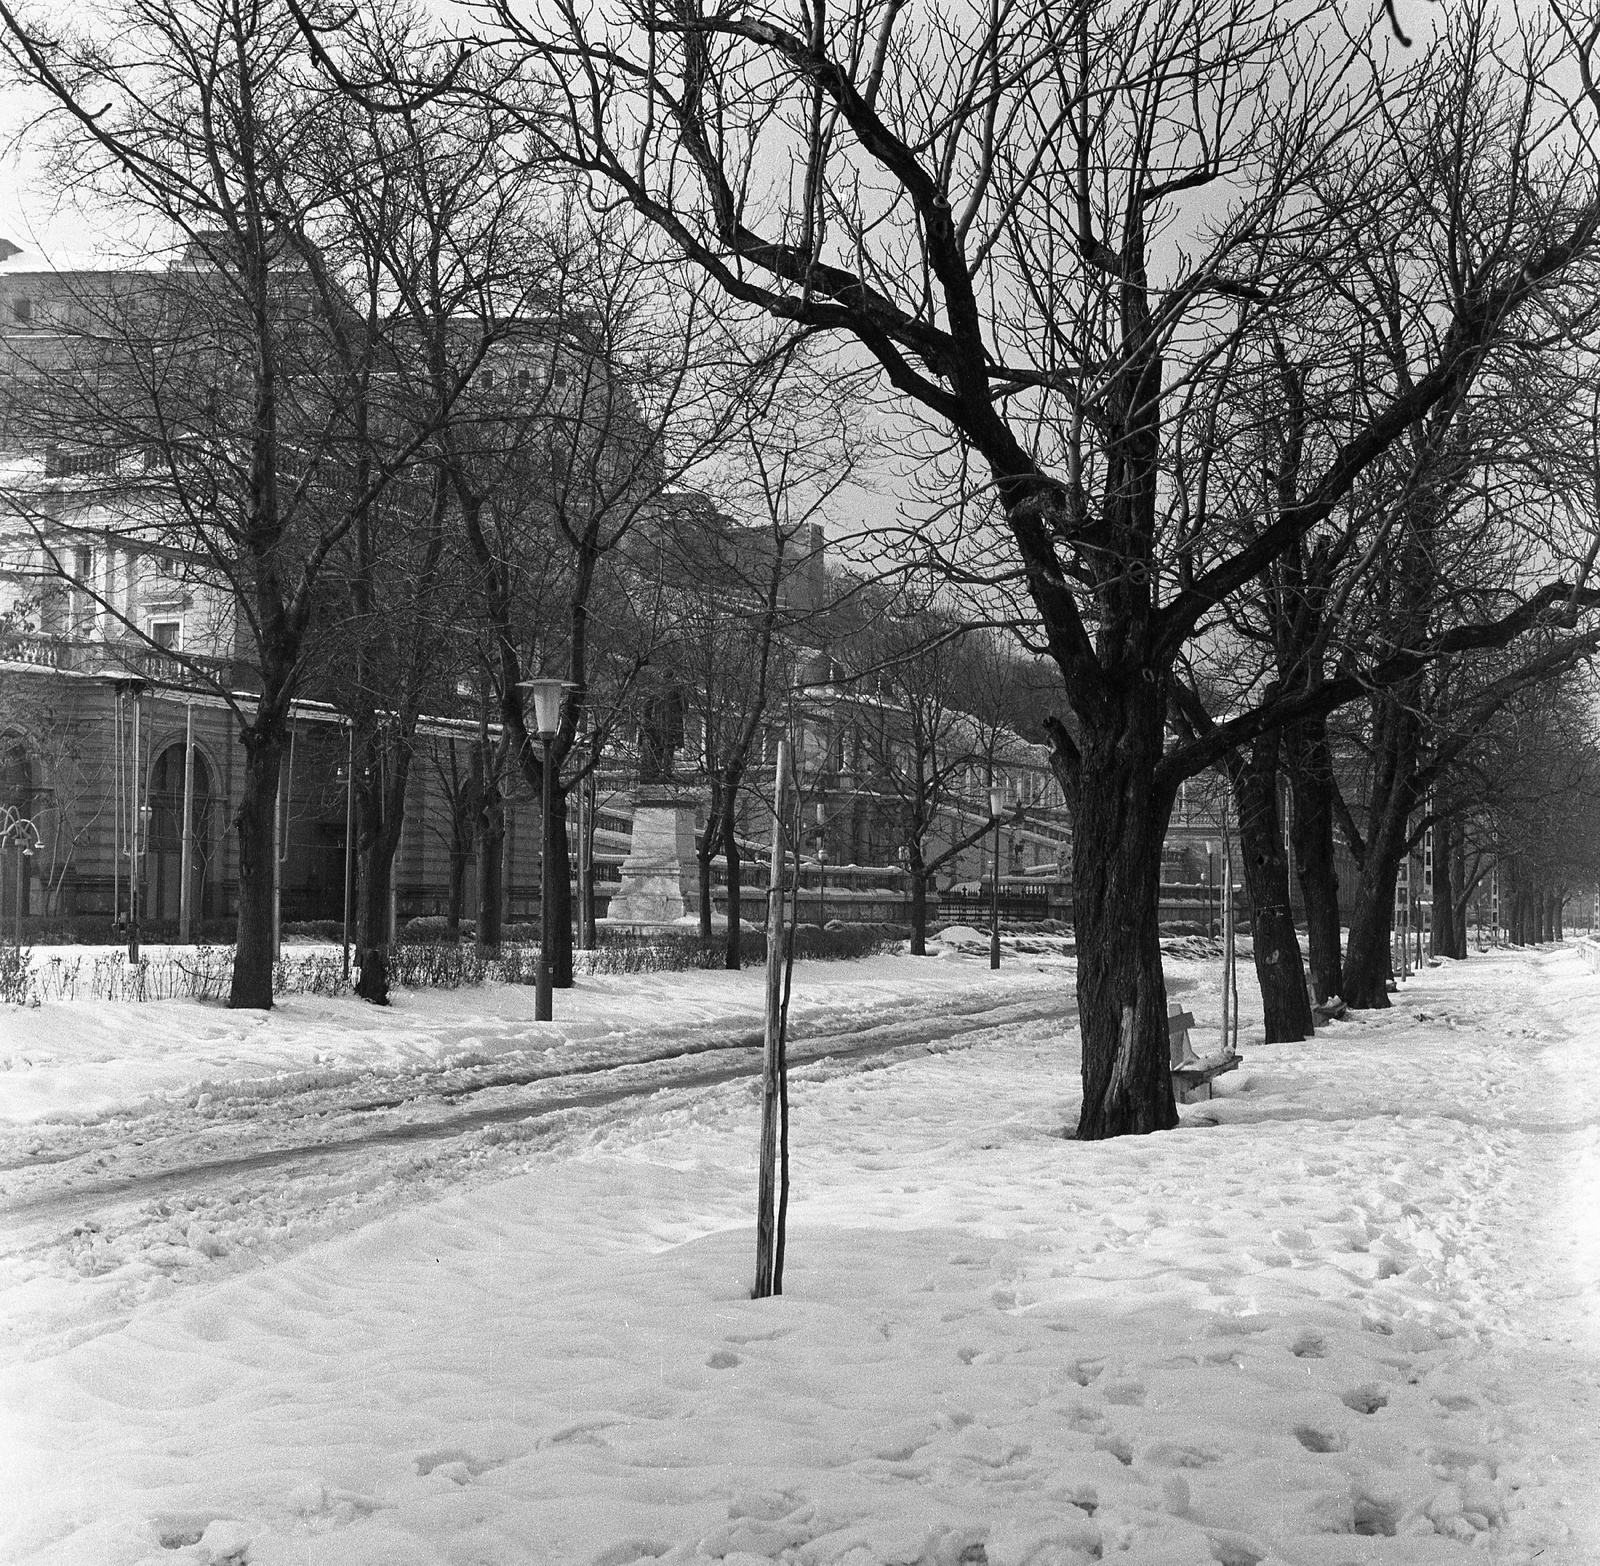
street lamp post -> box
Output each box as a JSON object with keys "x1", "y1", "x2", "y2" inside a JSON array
[
  {"x1": 17, "y1": 840, "x2": 32, "y2": 948},
  {"x1": 520, "y1": 677, "x2": 569, "y2": 1022},
  {"x1": 989, "y1": 784, "x2": 1004, "y2": 970}
]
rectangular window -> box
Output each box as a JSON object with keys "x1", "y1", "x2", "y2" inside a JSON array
[
  {"x1": 12, "y1": 297, "x2": 30, "y2": 324},
  {"x1": 73, "y1": 545, "x2": 94, "y2": 582},
  {"x1": 151, "y1": 619, "x2": 182, "y2": 650}
]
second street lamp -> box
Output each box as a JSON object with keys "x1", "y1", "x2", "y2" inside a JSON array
[
  {"x1": 520, "y1": 677, "x2": 569, "y2": 1022},
  {"x1": 989, "y1": 784, "x2": 1004, "y2": 970}
]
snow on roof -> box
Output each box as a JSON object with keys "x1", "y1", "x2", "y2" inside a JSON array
[{"x1": 0, "y1": 239, "x2": 164, "y2": 276}]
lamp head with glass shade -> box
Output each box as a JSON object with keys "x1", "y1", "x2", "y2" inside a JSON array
[
  {"x1": 989, "y1": 784, "x2": 1005, "y2": 819},
  {"x1": 518, "y1": 677, "x2": 571, "y2": 740}
]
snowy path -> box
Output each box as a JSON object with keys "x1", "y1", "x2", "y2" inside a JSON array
[
  {"x1": 2, "y1": 944, "x2": 1599, "y2": 1565},
  {"x1": 0, "y1": 956, "x2": 1076, "y2": 1362}
]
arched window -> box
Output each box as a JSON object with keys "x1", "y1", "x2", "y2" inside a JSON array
[
  {"x1": 0, "y1": 731, "x2": 32, "y2": 818},
  {"x1": 147, "y1": 742, "x2": 216, "y2": 926},
  {"x1": 1, "y1": 731, "x2": 34, "y2": 927}
]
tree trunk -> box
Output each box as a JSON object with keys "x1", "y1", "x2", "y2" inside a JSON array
[
  {"x1": 354, "y1": 825, "x2": 395, "y2": 1005},
  {"x1": 1451, "y1": 846, "x2": 1470, "y2": 958},
  {"x1": 446, "y1": 842, "x2": 469, "y2": 936},
  {"x1": 228, "y1": 727, "x2": 284, "y2": 1009},
  {"x1": 724, "y1": 798, "x2": 743, "y2": 970},
  {"x1": 1228, "y1": 733, "x2": 1313, "y2": 1043},
  {"x1": 354, "y1": 759, "x2": 409, "y2": 1006},
  {"x1": 1071, "y1": 692, "x2": 1178, "y2": 1140},
  {"x1": 698, "y1": 778, "x2": 719, "y2": 942},
  {"x1": 909, "y1": 862, "x2": 928, "y2": 956},
  {"x1": 697, "y1": 836, "x2": 715, "y2": 943},
  {"x1": 1284, "y1": 717, "x2": 1343, "y2": 1004},
  {"x1": 549, "y1": 785, "x2": 574, "y2": 987},
  {"x1": 1341, "y1": 692, "x2": 1421, "y2": 1010},
  {"x1": 476, "y1": 787, "x2": 504, "y2": 950},
  {"x1": 1343, "y1": 849, "x2": 1403, "y2": 1008},
  {"x1": 1430, "y1": 817, "x2": 1454, "y2": 959}
]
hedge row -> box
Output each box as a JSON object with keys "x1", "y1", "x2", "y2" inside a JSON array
[{"x1": 2, "y1": 923, "x2": 907, "y2": 1005}]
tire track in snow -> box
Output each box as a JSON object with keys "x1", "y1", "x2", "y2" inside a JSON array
[{"x1": 0, "y1": 992, "x2": 1074, "y2": 1223}]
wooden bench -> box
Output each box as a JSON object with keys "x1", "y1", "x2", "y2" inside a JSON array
[{"x1": 1168, "y1": 1003, "x2": 1240, "y2": 1104}]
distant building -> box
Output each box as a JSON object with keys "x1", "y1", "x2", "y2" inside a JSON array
[{"x1": 0, "y1": 237, "x2": 1082, "y2": 941}]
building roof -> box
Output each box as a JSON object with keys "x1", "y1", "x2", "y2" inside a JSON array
[{"x1": 0, "y1": 239, "x2": 162, "y2": 277}]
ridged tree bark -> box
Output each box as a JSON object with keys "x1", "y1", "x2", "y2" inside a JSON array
[
  {"x1": 1070, "y1": 685, "x2": 1178, "y2": 1139},
  {"x1": 724, "y1": 803, "x2": 745, "y2": 968},
  {"x1": 1285, "y1": 717, "x2": 1345, "y2": 1004},
  {"x1": 908, "y1": 857, "x2": 929, "y2": 955},
  {"x1": 1340, "y1": 688, "x2": 1424, "y2": 1008},
  {"x1": 231, "y1": 729, "x2": 285, "y2": 1008},
  {"x1": 1430, "y1": 816, "x2": 1456, "y2": 959},
  {"x1": 1227, "y1": 731, "x2": 1314, "y2": 1042}
]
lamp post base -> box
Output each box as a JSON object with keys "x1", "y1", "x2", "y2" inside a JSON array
[{"x1": 535, "y1": 958, "x2": 553, "y2": 1021}]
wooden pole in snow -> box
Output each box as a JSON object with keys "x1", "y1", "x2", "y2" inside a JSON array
[
  {"x1": 754, "y1": 737, "x2": 788, "y2": 1299},
  {"x1": 1222, "y1": 807, "x2": 1237, "y2": 1054}
]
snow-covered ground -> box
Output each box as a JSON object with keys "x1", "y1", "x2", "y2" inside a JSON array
[{"x1": 2, "y1": 939, "x2": 1598, "y2": 1565}]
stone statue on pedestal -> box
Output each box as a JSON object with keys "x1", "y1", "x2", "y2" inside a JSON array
[
  {"x1": 608, "y1": 680, "x2": 700, "y2": 927},
  {"x1": 637, "y1": 686, "x2": 685, "y2": 785}
]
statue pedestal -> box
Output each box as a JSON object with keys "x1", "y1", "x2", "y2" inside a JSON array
[{"x1": 605, "y1": 786, "x2": 702, "y2": 927}]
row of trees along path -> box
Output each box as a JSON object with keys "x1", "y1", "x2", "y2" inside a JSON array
[
  {"x1": 12, "y1": 0, "x2": 1600, "y2": 1141},
  {"x1": 470, "y1": 0, "x2": 1600, "y2": 1134}
]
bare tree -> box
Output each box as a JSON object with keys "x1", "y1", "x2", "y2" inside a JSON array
[
  {"x1": 663, "y1": 373, "x2": 857, "y2": 965},
  {"x1": 470, "y1": 0, "x2": 1600, "y2": 1135},
  {"x1": 0, "y1": 0, "x2": 460, "y2": 1005}
]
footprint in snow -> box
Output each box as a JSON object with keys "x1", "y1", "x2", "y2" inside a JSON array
[
  {"x1": 1350, "y1": 1491, "x2": 1400, "y2": 1536},
  {"x1": 1290, "y1": 1330, "x2": 1326, "y2": 1359},
  {"x1": 152, "y1": 1518, "x2": 210, "y2": 1549},
  {"x1": 706, "y1": 1349, "x2": 741, "y2": 1369},
  {"x1": 1293, "y1": 1425, "x2": 1346, "y2": 1453},
  {"x1": 1339, "y1": 1384, "x2": 1389, "y2": 1414},
  {"x1": 1144, "y1": 1439, "x2": 1222, "y2": 1467},
  {"x1": 415, "y1": 1449, "x2": 505, "y2": 1481},
  {"x1": 1209, "y1": 1538, "x2": 1265, "y2": 1566},
  {"x1": 1093, "y1": 1433, "x2": 1134, "y2": 1465}
]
